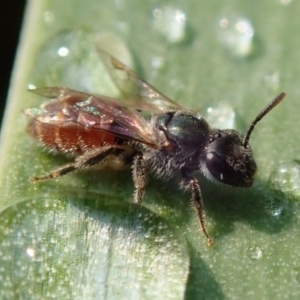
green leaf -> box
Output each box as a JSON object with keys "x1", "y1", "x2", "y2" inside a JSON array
[
  {"x1": 1, "y1": 0, "x2": 300, "y2": 299},
  {"x1": 0, "y1": 193, "x2": 189, "y2": 299}
]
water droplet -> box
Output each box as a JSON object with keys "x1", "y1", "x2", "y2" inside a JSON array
[
  {"x1": 144, "y1": 232, "x2": 151, "y2": 239},
  {"x1": 206, "y1": 102, "x2": 235, "y2": 129},
  {"x1": 114, "y1": 0, "x2": 126, "y2": 9},
  {"x1": 57, "y1": 46, "x2": 69, "y2": 57},
  {"x1": 280, "y1": 0, "x2": 292, "y2": 6},
  {"x1": 169, "y1": 78, "x2": 184, "y2": 94},
  {"x1": 264, "y1": 71, "x2": 280, "y2": 91},
  {"x1": 26, "y1": 247, "x2": 35, "y2": 258},
  {"x1": 29, "y1": 31, "x2": 130, "y2": 97},
  {"x1": 248, "y1": 245, "x2": 263, "y2": 259},
  {"x1": 44, "y1": 11, "x2": 55, "y2": 24},
  {"x1": 269, "y1": 162, "x2": 300, "y2": 198},
  {"x1": 27, "y1": 83, "x2": 36, "y2": 90},
  {"x1": 151, "y1": 56, "x2": 165, "y2": 70},
  {"x1": 152, "y1": 5, "x2": 186, "y2": 43},
  {"x1": 217, "y1": 15, "x2": 254, "y2": 57},
  {"x1": 114, "y1": 20, "x2": 130, "y2": 33},
  {"x1": 265, "y1": 196, "x2": 284, "y2": 218},
  {"x1": 294, "y1": 267, "x2": 300, "y2": 283}
]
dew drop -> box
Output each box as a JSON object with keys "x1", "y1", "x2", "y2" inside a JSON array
[
  {"x1": 217, "y1": 15, "x2": 254, "y2": 57},
  {"x1": 264, "y1": 71, "x2": 280, "y2": 91},
  {"x1": 294, "y1": 267, "x2": 300, "y2": 284},
  {"x1": 27, "y1": 83, "x2": 36, "y2": 90},
  {"x1": 152, "y1": 5, "x2": 187, "y2": 43},
  {"x1": 26, "y1": 247, "x2": 36, "y2": 258},
  {"x1": 151, "y1": 56, "x2": 165, "y2": 70},
  {"x1": 248, "y1": 245, "x2": 263, "y2": 260},
  {"x1": 114, "y1": 0, "x2": 126, "y2": 9},
  {"x1": 144, "y1": 232, "x2": 151, "y2": 239},
  {"x1": 265, "y1": 196, "x2": 284, "y2": 218},
  {"x1": 44, "y1": 11, "x2": 55, "y2": 24},
  {"x1": 205, "y1": 102, "x2": 235, "y2": 129},
  {"x1": 57, "y1": 46, "x2": 69, "y2": 57},
  {"x1": 29, "y1": 31, "x2": 129, "y2": 97},
  {"x1": 114, "y1": 20, "x2": 130, "y2": 33},
  {"x1": 280, "y1": 0, "x2": 292, "y2": 6},
  {"x1": 169, "y1": 78, "x2": 184, "y2": 93},
  {"x1": 269, "y1": 162, "x2": 300, "y2": 198}
]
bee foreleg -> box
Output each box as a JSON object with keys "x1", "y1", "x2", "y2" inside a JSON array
[
  {"x1": 132, "y1": 153, "x2": 148, "y2": 204},
  {"x1": 32, "y1": 146, "x2": 127, "y2": 182},
  {"x1": 180, "y1": 171, "x2": 214, "y2": 246}
]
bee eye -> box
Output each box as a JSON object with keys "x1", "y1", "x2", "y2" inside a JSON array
[
  {"x1": 205, "y1": 152, "x2": 242, "y2": 185},
  {"x1": 205, "y1": 152, "x2": 256, "y2": 187},
  {"x1": 205, "y1": 150, "x2": 256, "y2": 187}
]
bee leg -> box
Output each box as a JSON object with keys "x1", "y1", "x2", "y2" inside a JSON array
[
  {"x1": 31, "y1": 162, "x2": 76, "y2": 182},
  {"x1": 180, "y1": 171, "x2": 214, "y2": 247},
  {"x1": 32, "y1": 146, "x2": 126, "y2": 182},
  {"x1": 132, "y1": 153, "x2": 148, "y2": 204}
]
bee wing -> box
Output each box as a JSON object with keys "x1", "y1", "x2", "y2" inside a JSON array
[
  {"x1": 97, "y1": 48, "x2": 183, "y2": 112},
  {"x1": 27, "y1": 87, "x2": 160, "y2": 148}
]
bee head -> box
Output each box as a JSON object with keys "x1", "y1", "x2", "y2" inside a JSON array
[
  {"x1": 204, "y1": 92, "x2": 286, "y2": 187},
  {"x1": 204, "y1": 129, "x2": 256, "y2": 187}
]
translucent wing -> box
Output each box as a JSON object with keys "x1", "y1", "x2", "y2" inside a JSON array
[
  {"x1": 26, "y1": 87, "x2": 160, "y2": 148},
  {"x1": 97, "y1": 48, "x2": 183, "y2": 112}
]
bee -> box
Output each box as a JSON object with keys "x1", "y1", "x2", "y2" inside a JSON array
[{"x1": 24, "y1": 49, "x2": 286, "y2": 246}]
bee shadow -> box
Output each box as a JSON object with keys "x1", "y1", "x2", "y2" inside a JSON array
[
  {"x1": 47, "y1": 161, "x2": 293, "y2": 244},
  {"x1": 198, "y1": 176, "x2": 293, "y2": 240},
  {"x1": 144, "y1": 173, "x2": 294, "y2": 242}
]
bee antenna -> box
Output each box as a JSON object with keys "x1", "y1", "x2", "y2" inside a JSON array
[{"x1": 242, "y1": 92, "x2": 286, "y2": 148}]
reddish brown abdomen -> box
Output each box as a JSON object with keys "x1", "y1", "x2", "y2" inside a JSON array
[{"x1": 27, "y1": 119, "x2": 116, "y2": 154}]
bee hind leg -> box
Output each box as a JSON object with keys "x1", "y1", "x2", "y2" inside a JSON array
[
  {"x1": 31, "y1": 162, "x2": 76, "y2": 182},
  {"x1": 32, "y1": 146, "x2": 128, "y2": 182}
]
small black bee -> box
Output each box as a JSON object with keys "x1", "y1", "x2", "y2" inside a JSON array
[{"x1": 25, "y1": 49, "x2": 286, "y2": 246}]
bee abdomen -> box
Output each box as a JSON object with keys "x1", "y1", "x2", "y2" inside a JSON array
[{"x1": 26, "y1": 119, "x2": 116, "y2": 154}]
